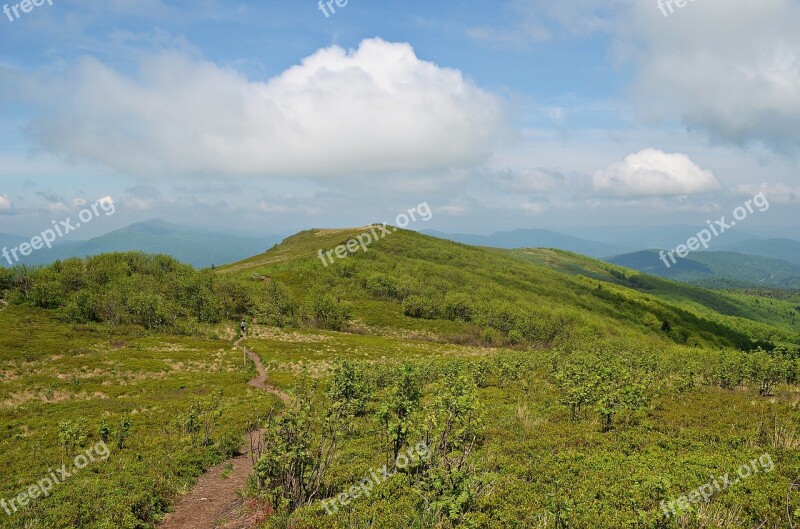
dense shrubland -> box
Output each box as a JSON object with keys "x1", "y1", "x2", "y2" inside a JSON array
[
  {"x1": 0, "y1": 253, "x2": 263, "y2": 333},
  {"x1": 243, "y1": 344, "x2": 800, "y2": 528},
  {"x1": 234, "y1": 229, "x2": 799, "y2": 353}
]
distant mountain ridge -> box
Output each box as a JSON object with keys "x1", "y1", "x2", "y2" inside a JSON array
[
  {"x1": 713, "y1": 238, "x2": 800, "y2": 265},
  {"x1": 423, "y1": 228, "x2": 632, "y2": 258},
  {"x1": 609, "y1": 249, "x2": 800, "y2": 289},
  {"x1": 554, "y1": 225, "x2": 761, "y2": 250},
  {"x1": 0, "y1": 219, "x2": 282, "y2": 269}
]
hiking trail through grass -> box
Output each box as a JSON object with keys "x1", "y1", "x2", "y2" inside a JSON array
[{"x1": 157, "y1": 332, "x2": 289, "y2": 529}]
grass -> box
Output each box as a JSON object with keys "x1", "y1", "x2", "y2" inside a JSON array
[
  {"x1": 1, "y1": 228, "x2": 799, "y2": 527},
  {"x1": 0, "y1": 306, "x2": 282, "y2": 528}
]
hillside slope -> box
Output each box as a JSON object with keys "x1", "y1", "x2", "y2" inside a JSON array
[
  {"x1": 3, "y1": 231, "x2": 800, "y2": 528},
  {"x1": 221, "y1": 227, "x2": 799, "y2": 351}
]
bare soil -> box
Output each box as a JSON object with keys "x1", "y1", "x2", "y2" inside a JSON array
[{"x1": 157, "y1": 335, "x2": 288, "y2": 529}]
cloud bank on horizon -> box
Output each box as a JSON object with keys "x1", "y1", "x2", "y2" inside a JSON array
[{"x1": 0, "y1": 0, "x2": 798, "y2": 235}]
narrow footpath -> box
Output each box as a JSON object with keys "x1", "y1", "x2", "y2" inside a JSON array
[{"x1": 158, "y1": 334, "x2": 289, "y2": 529}]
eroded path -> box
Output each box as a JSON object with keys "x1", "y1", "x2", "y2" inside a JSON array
[
  {"x1": 242, "y1": 340, "x2": 291, "y2": 404},
  {"x1": 158, "y1": 334, "x2": 288, "y2": 529}
]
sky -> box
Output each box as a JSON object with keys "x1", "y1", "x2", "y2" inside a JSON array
[{"x1": 0, "y1": 0, "x2": 798, "y2": 239}]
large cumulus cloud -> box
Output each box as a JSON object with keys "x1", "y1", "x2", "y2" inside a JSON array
[{"x1": 22, "y1": 38, "x2": 506, "y2": 178}]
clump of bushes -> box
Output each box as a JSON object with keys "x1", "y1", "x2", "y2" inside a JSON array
[{"x1": 3, "y1": 253, "x2": 263, "y2": 332}]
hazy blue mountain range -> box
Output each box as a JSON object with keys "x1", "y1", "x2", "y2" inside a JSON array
[
  {"x1": 712, "y1": 238, "x2": 800, "y2": 265},
  {"x1": 553, "y1": 225, "x2": 761, "y2": 251},
  {"x1": 0, "y1": 219, "x2": 283, "y2": 269},
  {"x1": 423, "y1": 229, "x2": 632, "y2": 258}
]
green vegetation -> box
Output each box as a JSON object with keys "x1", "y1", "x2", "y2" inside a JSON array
[
  {"x1": 0, "y1": 305, "x2": 279, "y2": 528},
  {"x1": 609, "y1": 249, "x2": 800, "y2": 289},
  {"x1": 1, "y1": 229, "x2": 799, "y2": 528},
  {"x1": 0, "y1": 252, "x2": 262, "y2": 333}
]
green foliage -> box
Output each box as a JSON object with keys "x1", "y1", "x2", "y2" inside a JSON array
[
  {"x1": 116, "y1": 416, "x2": 133, "y2": 450},
  {"x1": 378, "y1": 363, "x2": 423, "y2": 465},
  {"x1": 58, "y1": 418, "x2": 88, "y2": 460},
  {"x1": 254, "y1": 378, "x2": 341, "y2": 513},
  {"x1": 556, "y1": 353, "x2": 650, "y2": 431},
  {"x1": 416, "y1": 364, "x2": 486, "y2": 525},
  {"x1": 328, "y1": 360, "x2": 370, "y2": 421},
  {"x1": 6, "y1": 230, "x2": 800, "y2": 528},
  {"x1": 4, "y1": 253, "x2": 262, "y2": 332},
  {"x1": 182, "y1": 389, "x2": 223, "y2": 447},
  {"x1": 260, "y1": 280, "x2": 297, "y2": 327},
  {"x1": 302, "y1": 288, "x2": 351, "y2": 331}
]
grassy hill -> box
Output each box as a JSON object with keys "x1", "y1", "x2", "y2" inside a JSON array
[
  {"x1": 1, "y1": 229, "x2": 799, "y2": 528},
  {"x1": 222, "y1": 228, "x2": 799, "y2": 350}
]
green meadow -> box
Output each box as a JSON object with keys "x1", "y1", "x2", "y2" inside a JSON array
[{"x1": 1, "y1": 229, "x2": 799, "y2": 528}]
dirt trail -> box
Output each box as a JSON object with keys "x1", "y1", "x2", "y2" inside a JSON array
[
  {"x1": 243, "y1": 341, "x2": 291, "y2": 404},
  {"x1": 158, "y1": 333, "x2": 289, "y2": 529}
]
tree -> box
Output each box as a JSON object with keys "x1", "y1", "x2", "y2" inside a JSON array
[
  {"x1": 328, "y1": 360, "x2": 370, "y2": 422},
  {"x1": 593, "y1": 365, "x2": 648, "y2": 432},
  {"x1": 417, "y1": 364, "x2": 486, "y2": 525},
  {"x1": 303, "y1": 288, "x2": 351, "y2": 331},
  {"x1": 254, "y1": 377, "x2": 340, "y2": 513},
  {"x1": 262, "y1": 280, "x2": 297, "y2": 327},
  {"x1": 378, "y1": 363, "x2": 422, "y2": 466},
  {"x1": 748, "y1": 350, "x2": 791, "y2": 397}
]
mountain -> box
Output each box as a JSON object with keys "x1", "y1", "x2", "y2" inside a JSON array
[
  {"x1": 608, "y1": 249, "x2": 800, "y2": 289},
  {"x1": 0, "y1": 219, "x2": 282, "y2": 269},
  {"x1": 555, "y1": 225, "x2": 759, "y2": 250},
  {"x1": 4, "y1": 227, "x2": 800, "y2": 529},
  {"x1": 223, "y1": 227, "x2": 800, "y2": 349},
  {"x1": 423, "y1": 228, "x2": 632, "y2": 258},
  {"x1": 713, "y1": 238, "x2": 800, "y2": 265},
  {"x1": 0, "y1": 233, "x2": 27, "y2": 251}
]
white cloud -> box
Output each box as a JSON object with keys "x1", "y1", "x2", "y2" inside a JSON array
[
  {"x1": 494, "y1": 167, "x2": 572, "y2": 193},
  {"x1": 518, "y1": 202, "x2": 548, "y2": 215},
  {"x1": 258, "y1": 201, "x2": 293, "y2": 213},
  {"x1": 23, "y1": 38, "x2": 505, "y2": 179},
  {"x1": 123, "y1": 198, "x2": 156, "y2": 210},
  {"x1": 626, "y1": 0, "x2": 800, "y2": 153},
  {"x1": 438, "y1": 205, "x2": 467, "y2": 216},
  {"x1": 734, "y1": 182, "x2": 800, "y2": 204},
  {"x1": 0, "y1": 194, "x2": 12, "y2": 214},
  {"x1": 466, "y1": 0, "x2": 621, "y2": 49},
  {"x1": 593, "y1": 149, "x2": 720, "y2": 197}
]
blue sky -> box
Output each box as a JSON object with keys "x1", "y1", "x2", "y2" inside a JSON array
[{"x1": 0, "y1": 0, "x2": 798, "y2": 239}]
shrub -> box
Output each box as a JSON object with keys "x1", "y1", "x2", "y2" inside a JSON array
[{"x1": 402, "y1": 295, "x2": 440, "y2": 319}]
